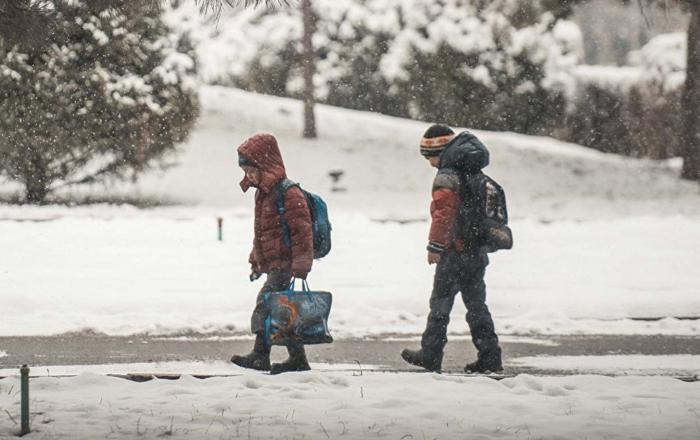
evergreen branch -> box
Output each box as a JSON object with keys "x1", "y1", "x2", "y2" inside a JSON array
[
  {"x1": 194, "y1": 0, "x2": 292, "y2": 15},
  {"x1": 0, "y1": 0, "x2": 292, "y2": 48},
  {"x1": 0, "y1": 1, "x2": 53, "y2": 47},
  {"x1": 49, "y1": 160, "x2": 127, "y2": 190}
]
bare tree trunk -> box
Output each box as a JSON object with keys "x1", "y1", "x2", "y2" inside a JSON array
[
  {"x1": 25, "y1": 183, "x2": 49, "y2": 204},
  {"x1": 24, "y1": 153, "x2": 50, "y2": 204},
  {"x1": 681, "y1": 5, "x2": 700, "y2": 181},
  {"x1": 301, "y1": 0, "x2": 317, "y2": 139}
]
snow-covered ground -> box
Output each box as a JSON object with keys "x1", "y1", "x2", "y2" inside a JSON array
[
  {"x1": 511, "y1": 355, "x2": 700, "y2": 376},
  {"x1": 1, "y1": 84, "x2": 699, "y2": 440},
  {"x1": 1, "y1": 213, "x2": 699, "y2": 337},
  {"x1": 0, "y1": 361, "x2": 382, "y2": 377},
  {"x1": 1, "y1": 369, "x2": 698, "y2": 439},
  {"x1": 1, "y1": 86, "x2": 699, "y2": 338},
  {"x1": 1, "y1": 355, "x2": 697, "y2": 379}
]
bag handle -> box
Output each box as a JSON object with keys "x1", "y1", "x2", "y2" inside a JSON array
[{"x1": 288, "y1": 278, "x2": 310, "y2": 292}]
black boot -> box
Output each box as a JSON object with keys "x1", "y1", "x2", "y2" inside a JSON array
[
  {"x1": 464, "y1": 350, "x2": 503, "y2": 374},
  {"x1": 270, "y1": 342, "x2": 311, "y2": 375},
  {"x1": 231, "y1": 335, "x2": 271, "y2": 371},
  {"x1": 401, "y1": 348, "x2": 442, "y2": 372}
]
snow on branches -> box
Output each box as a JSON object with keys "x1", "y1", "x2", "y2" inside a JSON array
[
  {"x1": 0, "y1": 0, "x2": 199, "y2": 203},
  {"x1": 165, "y1": 0, "x2": 582, "y2": 134}
]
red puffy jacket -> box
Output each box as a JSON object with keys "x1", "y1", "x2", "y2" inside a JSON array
[
  {"x1": 238, "y1": 134, "x2": 313, "y2": 278},
  {"x1": 428, "y1": 186, "x2": 460, "y2": 254}
]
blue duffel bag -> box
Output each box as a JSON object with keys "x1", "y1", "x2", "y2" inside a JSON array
[{"x1": 262, "y1": 279, "x2": 333, "y2": 346}]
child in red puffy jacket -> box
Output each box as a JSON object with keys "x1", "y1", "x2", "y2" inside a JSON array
[{"x1": 231, "y1": 133, "x2": 314, "y2": 375}]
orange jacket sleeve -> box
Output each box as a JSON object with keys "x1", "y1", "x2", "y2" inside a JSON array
[
  {"x1": 428, "y1": 171, "x2": 461, "y2": 253},
  {"x1": 428, "y1": 188, "x2": 460, "y2": 253}
]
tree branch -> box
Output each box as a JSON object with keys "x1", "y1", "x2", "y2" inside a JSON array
[
  {"x1": 0, "y1": 1, "x2": 53, "y2": 47},
  {"x1": 49, "y1": 159, "x2": 127, "y2": 190},
  {"x1": 638, "y1": 0, "x2": 653, "y2": 28},
  {"x1": 0, "y1": 0, "x2": 293, "y2": 48}
]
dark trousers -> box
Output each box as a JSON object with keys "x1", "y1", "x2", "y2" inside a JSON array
[
  {"x1": 250, "y1": 270, "x2": 305, "y2": 358},
  {"x1": 421, "y1": 251, "x2": 501, "y2": 362}
]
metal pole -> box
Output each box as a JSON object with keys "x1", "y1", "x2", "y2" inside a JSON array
[
  {"x1": 20, "y1": 364, "x2": 29, "y2": 436},
  {"x1": 217, "y1": 217, "x2": 223, "y2": 241}
]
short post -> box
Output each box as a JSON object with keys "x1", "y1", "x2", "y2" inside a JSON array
[
  {"x1": 20, "y1": 365, "x2": 29, "y2": 436},
  {"x1": 217, "y1": 217, "x2": 223, "y2": 241}
]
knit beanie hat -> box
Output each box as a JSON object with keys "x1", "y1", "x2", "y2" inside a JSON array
[{"x1": 420, "y1": 124, "x2": 455, "y2": 157}]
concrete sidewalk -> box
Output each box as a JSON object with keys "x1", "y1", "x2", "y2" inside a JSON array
[{"x1": 1, "y1": 334, "x2": 698, "y2": 376}]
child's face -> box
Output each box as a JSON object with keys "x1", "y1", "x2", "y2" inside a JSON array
[
  {"x1": 427, "y1": 156, "x2": 440, "y2": 168},
  {"x1": 242, "y1": 166, "x2": 262, "y2": 186}
]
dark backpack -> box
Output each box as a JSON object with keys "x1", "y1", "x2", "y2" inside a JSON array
[
  {"x1": 459, "y1": 173, "x2": 513, "y2": 253},
  {"x1": 275, "y1": 178, "x2": 332, "y2": 259}
]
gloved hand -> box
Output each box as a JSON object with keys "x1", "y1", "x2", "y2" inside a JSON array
[{"x1": 292, "y1": 270, "x2": 308, "y2": 280}]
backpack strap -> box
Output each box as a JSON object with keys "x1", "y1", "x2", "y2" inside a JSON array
[
  {"x1": 454, "y1": 172, "x2": 490, "y2": 242},
  {"x1": 274, "y1": 178, "x2": 300, "y2": 249}
]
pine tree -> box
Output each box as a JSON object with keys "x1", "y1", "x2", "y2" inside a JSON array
[
  {"x1": 0, "y1": 1, "x2": 284, "y2": 49},
  {"x1": 0, "y1": 1, "x2": 199, "y2": 203}
]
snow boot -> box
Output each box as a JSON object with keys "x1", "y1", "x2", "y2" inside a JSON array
[
  {"x1": 464, "y1": 356, "x2": 503, "y2": 374},
  {"x1": 270, "y1": 343, "x2": 310, "y2": 375},
  {"x1": 400, "y1": 348, "x2": 442, "y2": 372},
  {"x1": 231, "y1": 335, "x2": 271, "y2": 371}
]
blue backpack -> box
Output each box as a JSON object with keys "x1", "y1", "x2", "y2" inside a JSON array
[{"x1": 275, "y1": 178, "x2": 332, "y2": 259}]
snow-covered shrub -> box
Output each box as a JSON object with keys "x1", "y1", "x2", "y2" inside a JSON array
[
  {"x1": 566, "y1": 81, "x2": 634, "y2": 155},
  {"x1": 565, "y1": 33, "x2": 684, "y2": 159},
  {"x1": 163, "y1": 4, "x2": 298, "y2": 91},
  {"x1": 166, "y1": 0, "x2": 581, "y2": 133},
  {"x1": 628, "y1": 32, "x2": 686, "y2": 93},
  {"x1": 566, "y1": 81, "x2": 681, "y2": 159},
  {"x1": 0, "y1": 1, "x2": 199, "y2": 203},
  {"x1": 165, "y1": 0, "x2": 410, "y2": 115},
  {"x1": 313, "y1": 0, "x2": 410, "y2": 115},
  {"x1": 381, "y1": 0, "x2": 581, "y2": 134}
]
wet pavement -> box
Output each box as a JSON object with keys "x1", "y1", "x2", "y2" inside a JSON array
[{"x1": 1, "y1": 334, "x2": 698, "y2": 377}]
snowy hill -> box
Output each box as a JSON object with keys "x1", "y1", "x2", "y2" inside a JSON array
[
  {"x1": 5, "y1": 85, "x2": 697, "y2": 220},
  {"x1": 129, "y1": 86, "x2": 699, "y2": 221}
]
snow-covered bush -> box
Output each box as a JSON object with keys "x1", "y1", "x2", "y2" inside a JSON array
[
  {"x1": 380, "y1": 0, "x2": 581, "y2": 134},
  {"x1": 628, "y1": 32, "x2": 686, "y2": 93},
  {"x1": 0, "y1": 1, "x2": 199, "y2": 203},
  {"x1": 167, "y1": 0, "x2": 581, "y2": 133},
  {"x1": 165, "y1": 0, "x2": 409, "y2": 115},
  {"x1": 565, "y1": 33, "x2": 685, "y2": 159}
]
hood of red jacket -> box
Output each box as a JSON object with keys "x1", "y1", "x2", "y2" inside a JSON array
[{"x1": 237, "y1": 133, "x2": 287, "y2": 193}]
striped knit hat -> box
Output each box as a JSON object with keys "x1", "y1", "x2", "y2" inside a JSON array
[{"x1": 420, "y1": 124, "x2": 455, "y2": 157}]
